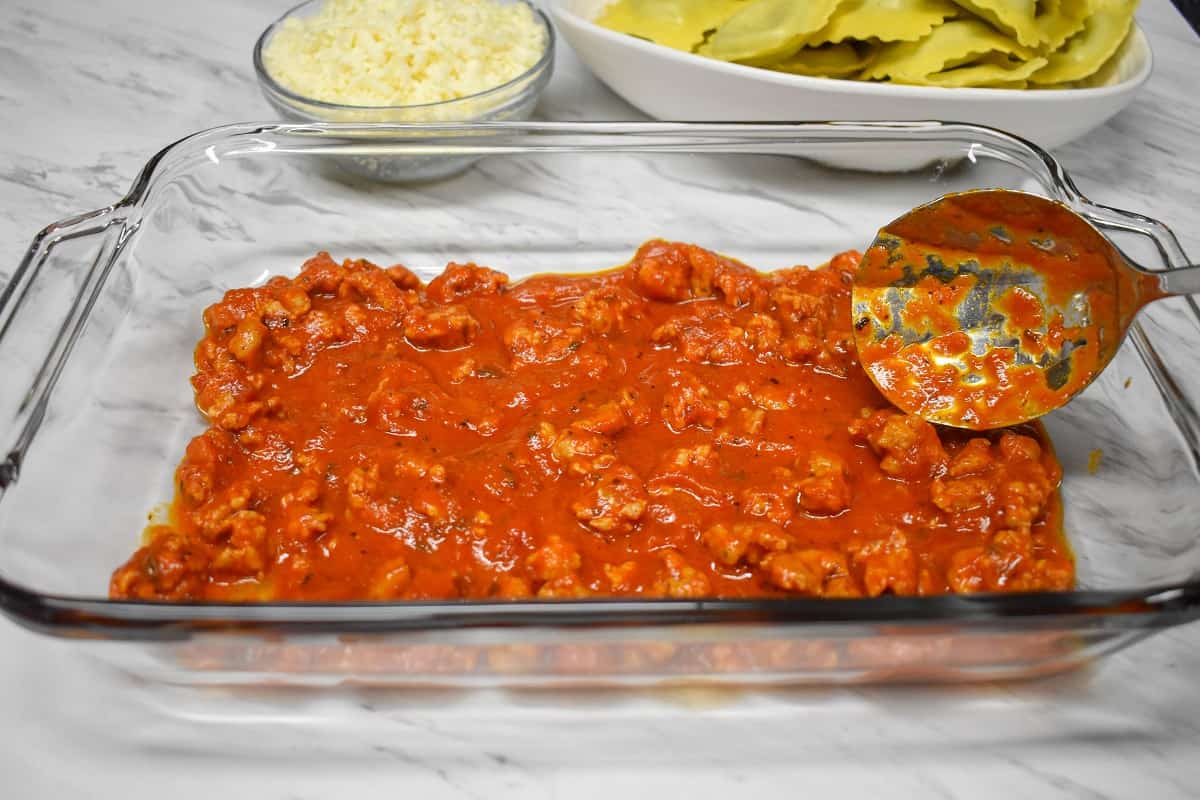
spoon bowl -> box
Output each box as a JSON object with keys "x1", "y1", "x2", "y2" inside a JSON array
[{"x1": 851, "y1": 189, "x2": 1181, "y2": 429}]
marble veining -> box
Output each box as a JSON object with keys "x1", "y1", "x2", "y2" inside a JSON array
[{"x1": 2, "y1": 1, "x2": 1200, "y2": 798}]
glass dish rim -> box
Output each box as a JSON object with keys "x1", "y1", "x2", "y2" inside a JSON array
[
  {"x1": 2, "y1": 119, "x2": 1199, "y2": 639},
  {"x1": 252, "y1": 0, "x2": 557, "y2": 113}
]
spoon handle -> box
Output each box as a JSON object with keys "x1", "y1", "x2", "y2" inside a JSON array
[{"x1": 1158, "y1": 265, "x2": 1200, "y2": 297}]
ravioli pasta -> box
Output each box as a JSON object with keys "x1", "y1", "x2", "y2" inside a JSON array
[
  {"x1": 701, "y1": 0, "x2": 843, "y2": 64},
  {"x1": 596, "y1": 0, "x2": 746, "y2": 52},
  {"x1": 809, "y1": 0, "x2": 960, "y2": 45},
  {"x1": 595, "y1": 0, "x2": 1138, "y2": 89},
  {"x1": 1031, "y1": 0, "x2": 1136, "y2": 84},
  {"x1": 771, "y1": 42, "x2": 876, "y2": 77},
  {"x1": 861, "y1": 19, "x2": 1036, "y2": 82}
]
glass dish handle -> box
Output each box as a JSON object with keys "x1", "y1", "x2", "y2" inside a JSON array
[{"x1": 0, "y1": 205, "x2": 129, "y2": 490}]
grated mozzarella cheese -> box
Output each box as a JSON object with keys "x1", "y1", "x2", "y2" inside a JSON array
[{"x1": 263, "y1": 0, "x2": 547, "y2": 107}]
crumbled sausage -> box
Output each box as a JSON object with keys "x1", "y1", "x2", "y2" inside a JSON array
[
  {"x1": 651, "y1": 312, "x2": 752, "y2": 365},
  {"x1": 762, "y1": 549, "x2": 859, "y2": 597},
  {"x1": 504, "y1": 316, "x2": 584, "y2": 365},
  {"x1": 946, "y1": 437, "x2": 993, "y2": 478},
  {"x1": 228, "y1": 316, "x2": 267, "y2": 364},
  {"x1": 386, "y1": 264, "x2": 422, "y2": 290},
  {"x1": 652, "y1": 550, "x2": 711, "y2": 598},
  {"x1": 850, "y1": 409, "x2": 949, "y2": 481},
  {"x1": 493, "y1": 575, "x2": 532, "y2": 599},
  {"x1": 931, "y1": 432, "x2": 1059, "y2": 532},
  {"x1": 702, "y1": 521, "x2": 793, "y2": 566},
  {"x1": 651, "y1": 307, "x2": 785, "y2": 365},
  {"x1": 208, "y1": 510, "x2": 267, "y2": 573},
  {"x1": 537, "y1": 574, "x2": 590, "y2": 598},
  {"x1": 629, "y1": 239, "x2": 759, "y2": 306},
  {"x1": 740, "y1": 407, "x2": 766, "y2": 434},
  {"x1": 546, "y1": 423, "x2": 613, "y2": 466},
  {"x1": 850, "y1": 530, "x2": 918, "y2": 597},
  {"x1": 746, "y1": 381, "x2": 798, "y2": 411},
  {"x1": 604, "y1": 560, "x2": 638, "y2": 592},
  {"x1": 945, "y1": 527, "x2": 1071, "y2": 593},
  {"x1": 572, "y1": 464, "x2": 648, "y2": 535},
  {"x1": 739, "y1": 467, "x2": 800, "y2": 526},
  {"x1": 770, "y1": 268, "x2": 855, "y2": 374},
  {"x1": 661, "y1": 370, "x2": 730, "y2": 431},
  {"x1": 109, "y1": 530, "x2": 212, "y2": 600},
  {"x1": 404, "y1": 304, "x2": 479, "y2": 349},
  {"x1": 572, "y1": 284, "x2": 640, "y2": 334},
  {"x1": 795, "y1": 452, "x2": 852, "y2": 515},
  {"x1": 176, "y1": 430, "x2": 235, "y2": 506},
  {"x1": 340, "y1": 262, "x2": 413, "y2": 312},
  {"x1": 294, "y1": 251, "x2": 347, "y2": 294},
  {"x1": 426, "y1": 262, "x2": 508, "y2": 304},
  {"x1": 617, "y1": 388, "x2": 652, "y2": 426},
  {"x1": 631, "y1": 240, "x2": 703, "y2": 302},
  {"x1": 280, "y1": 479, "x2": 332, "y2": 543},
  {"x1": 526, "y1": 534, "x2": 581, "y2": 582},
  {"x1": 367, "y1": 362, "x2": 449, "y2": 436}
]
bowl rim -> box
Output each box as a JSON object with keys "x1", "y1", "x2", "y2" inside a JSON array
[
  {"x1": 253, "y1": 0, "x2": 557, "y2": 113},
  {"x1": 549, "y1": 0, "x2": 1153, "y2": 100}
]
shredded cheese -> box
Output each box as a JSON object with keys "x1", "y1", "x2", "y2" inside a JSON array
[{"x1": 263, "y1": 0, "x2": 547, "y2": 107}]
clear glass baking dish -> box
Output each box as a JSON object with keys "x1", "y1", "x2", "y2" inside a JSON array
[{"x1": 1, "y1": 121, "x2": 1198, "y2": 687}]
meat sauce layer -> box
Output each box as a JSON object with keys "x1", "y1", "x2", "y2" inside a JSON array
[{"x1": 110, "y1": 241, "x2": 1074, "y2": 601}]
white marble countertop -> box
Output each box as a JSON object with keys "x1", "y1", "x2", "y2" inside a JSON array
[{"x1": 3, "y1": 1, "x2": 1200, "y2": 797}]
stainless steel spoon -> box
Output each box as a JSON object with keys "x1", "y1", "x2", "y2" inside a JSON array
[{"x1": 851, "y1": 189, "x2": 1195, "y2": 430}]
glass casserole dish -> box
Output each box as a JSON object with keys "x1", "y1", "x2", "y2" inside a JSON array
[{"x1": 0, "y1": 121, "x2": 1197, "y2": 687}]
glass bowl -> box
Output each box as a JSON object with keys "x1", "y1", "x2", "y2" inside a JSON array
[{"x1": 251, "y1": 0, "x2": 556, "y2": 181}]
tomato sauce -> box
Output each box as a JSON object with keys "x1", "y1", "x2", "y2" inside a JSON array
[{"x1": 110, "y1": 241, "x2": 1074, "y2": 602}]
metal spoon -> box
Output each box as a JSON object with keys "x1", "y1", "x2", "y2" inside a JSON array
[{"x1": 851, "y1": 189, "x2": 1193, "y2": 430}]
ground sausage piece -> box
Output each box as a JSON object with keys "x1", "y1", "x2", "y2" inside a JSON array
[
  {"x1": 386, "y1": 264, "x2": 422, "y2": 290},
  {"x1": 572, "y1": 285, "x2": 640, "y2": 334},
  {"x1": 527, "y1": 534, "x2": 581, "y2": 582},
  {"x1": 850, "y1": 530, "x2": 918, "y2": 597},
  {"x1": 504, "y1": 316, "x2": 584, "y2": 365},
  {"x1": 604, "y1": 560, "x2": 638, "y2": 592},
  {"x1": 629, "y1": 240, "x2": 759, "y2": 306},
  {"x1": 404, "y1": 304, "x2": 480, "y2": 349},
  {"x1": 176, "y1": 429, "x2": 234, "y2": 506},
  {"x1": 340, "y1": 262, "x2": 413, "y2": 312},
  {"x1": 762, "y1": 550, "x2": 859, "y2": 597},
  {"x1": 653, "y1": 550, "x2": 711, "y2": 598},
  {"x1": 426, "y1": 262, "x2": 508, "y2": 304},
  {"x1": 931, "y1": 432, "x2": 1059, "y2": 532},
  {"x1": 493, "y1": 575, "x2": 533, "y2": 599},
  {"x1": 702, "y1": 521, "x2": 793, "y2": 567},
  {"x1": 738, "y1": 467, "x2": 799, "y2": 526},
  {"x1": 651, "y1": 311, "x2": 756, "y2": 365},
  {"x1": 537, "y1": 574, "x2": 590, "y2": 598},
  {"x1": 572, "y1": 464, "x2": 649, "y2": 535},
  {"x1": 293, "y1": 251, "x2": 346, "y2": 294},
  {"x1": 631, "y1": 240, "x2": 708, "y2": 302},
  {"x1": 661, "y1": 370, "x2": 730, "y2": 431},
  {"x1": 109, "y1": 530, "x2": 213, "y2": 600},
  {"x1": 850, "y1": 409, "x2": 949, "y2": 481},
  {"x1": 946, "y1": 527, "x2": 1073, "y2": 593},
  {"x1": 795, "y1": 452, "x2": 852, "y2": 515}
]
